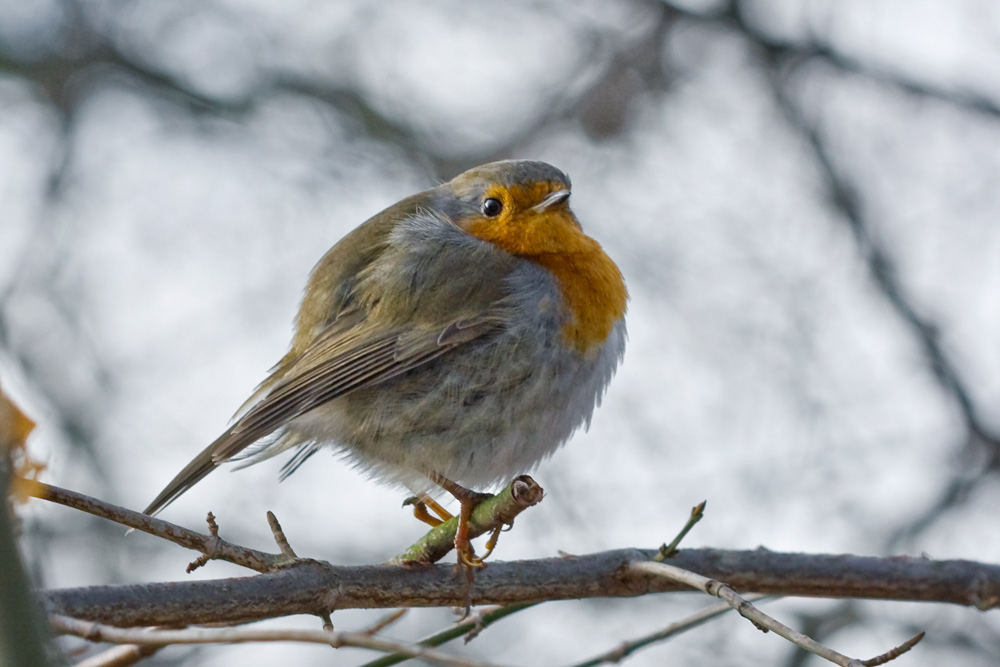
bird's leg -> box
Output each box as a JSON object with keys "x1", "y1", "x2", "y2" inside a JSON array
[
  {"x1": 403, "y1": 493, "x2": 454, "y2": 527},
  {"x1": 428, "y1": 472, "x2": 492, "y2": 568}
]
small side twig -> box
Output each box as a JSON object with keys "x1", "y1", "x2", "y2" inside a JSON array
[
  {"x1": 267, "y1": 511, "x2": 297, "y2": 558},
  {"x1": 631, "y1": 561, "x2": 921, "y2": 667},
  {"x1": 262, "y1": 509, "x2": 334, "y2": 630},
  {"x1": 49, "y1": 614, "x2": 505, "y2": 667},
  {"x1": 654, "y1": 501, "x2": 706, "y2": 561},
  {"x1": 186, "y1": 512, "x2": 221, "y2": 573},
  {"x1": 862, "y1": 632, "x2": 925, "y2": 666}
]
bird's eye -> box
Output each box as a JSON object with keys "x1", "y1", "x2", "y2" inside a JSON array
[{"x1": 482, "y1": 197, "x2": 503, "y2": 217}]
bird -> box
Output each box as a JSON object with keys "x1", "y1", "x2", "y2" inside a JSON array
[{"x1": 144, "y1": 159, "x2": 627, "y2": 565}]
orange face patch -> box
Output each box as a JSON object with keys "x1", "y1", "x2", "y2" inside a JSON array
[
  {"x1": 463, "y1": 182, "x2": 627, "y2": 354},
  {"x1": 463, "y1": 181, "x2": 578, "y2": 255}
]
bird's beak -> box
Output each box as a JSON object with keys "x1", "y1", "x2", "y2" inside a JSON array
[{"x1": 532, "y1": 189, "x2": 571, "y2": 213}]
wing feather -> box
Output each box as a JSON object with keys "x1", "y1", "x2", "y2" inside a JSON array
[{"x1": 143, "y1": 313, "x2": 503, "y2": 516}]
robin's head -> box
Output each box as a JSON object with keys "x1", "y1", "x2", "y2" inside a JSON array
[
  {"x1": 440, "y1": 160, "x2": 585, "y2": 257},
  {"x1": 437, "y1": 160, "x2": 627, "y2": 354}
]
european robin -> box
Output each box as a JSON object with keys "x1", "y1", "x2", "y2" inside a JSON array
[{"x1": 144, "y1": 160, "x2": 627, "y2": 565}]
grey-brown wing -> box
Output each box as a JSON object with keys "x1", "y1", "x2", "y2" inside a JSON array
[{"x1": 143, "y1": 313, "x2": 501, "y2": 516}]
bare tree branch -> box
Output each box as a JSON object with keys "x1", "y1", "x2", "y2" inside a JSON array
[
  {"x1": 663, "y1": 0, "x2": 1000, "y2": 119},
  {"x1": 38, "y1": 547, "x2": 1000, "y2": 628}
]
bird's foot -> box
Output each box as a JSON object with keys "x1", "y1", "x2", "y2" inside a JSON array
[{"x1": 403, "y1": 493, "x2": 454, "y2": 527}]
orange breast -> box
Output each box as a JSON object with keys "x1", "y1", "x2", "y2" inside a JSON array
[
  {"x1": 532, "y1": 246, "x2": 626, "y2": 353},
  {"x1": 467, "y1": 208, "x2": 627, "y2": 354}
]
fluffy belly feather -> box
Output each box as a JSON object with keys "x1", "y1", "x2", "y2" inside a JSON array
[{"x1": 285, "y1": 318, "x2": 626, "y2": 491}]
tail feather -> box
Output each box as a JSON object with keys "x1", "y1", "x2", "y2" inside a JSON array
[{"x1": 143, "y1": 426, "x2": 237, "y2": 516}]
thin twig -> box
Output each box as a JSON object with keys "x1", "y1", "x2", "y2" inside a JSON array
[
  {"x1": 49, "y1": 614, "x2": 506, "y2": 667},
  {"x1": 568, "y1": 594, "x2": 770, "y2": 667},
  {"x1": 362, "y1": 609, "x2": 408, "y2": 636},
  {"x1": 654, "y1": 501, "x2": 706, "y2": 561},
  {"x1": 25, "y1": 481, "x2": 282, "y2": 572},
  {"x1": 359, "y1": 603, "x2": 537, "y2": 667},
  {"x1": 862, "y1": 632, "x2": 925, "y2": 666},
  {"x1": 631, "y1": 561, "x2": 916, "y2": 667},
  {"x1": 72, "y1": 644, "x2": 160, "y2": 667}
]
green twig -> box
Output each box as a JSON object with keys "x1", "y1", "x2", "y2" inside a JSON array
[
  {"x1": 390, "y1": 476, "x2": 544, "y2": 565},
  {"x1": 654, "y1": 501, "x2": 706, "y2": 562}
]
